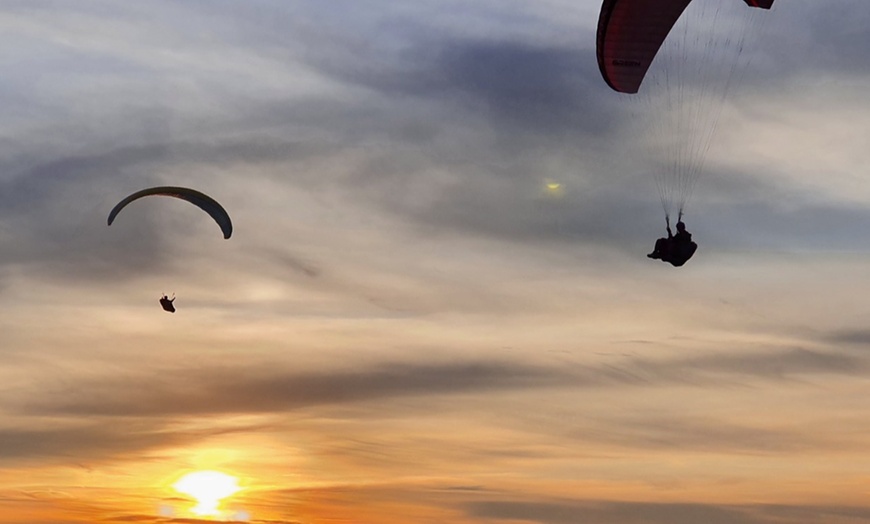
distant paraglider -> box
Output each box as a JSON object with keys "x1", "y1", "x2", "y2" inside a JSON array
[
  {"x1": 107, "y1": 186, "x2": 232, "y2": 312},
  {"x1": 107, "y1": 186, "x2": 233, "y2": 239},
  {"x1": 159, "y1": 294, "x2": 176, "y2": 313}
]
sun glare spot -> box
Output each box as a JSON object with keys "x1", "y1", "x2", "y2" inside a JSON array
[
  {"x1": 173, "y1": 470, "x2": 240, "y2": 517},
  {"x1": 543, "y1": 179, "x2": 564, "y2": 198}
]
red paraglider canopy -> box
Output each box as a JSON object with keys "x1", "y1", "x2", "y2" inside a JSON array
[{"x1": 596, "y1": 0, "x2": 774, "y2": 94}]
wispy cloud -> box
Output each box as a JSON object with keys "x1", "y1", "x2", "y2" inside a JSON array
[{"x1": 464, "y1": 499, "x2": 870, "y2": 524}]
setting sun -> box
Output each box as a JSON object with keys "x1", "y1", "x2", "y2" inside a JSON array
[{"x1": 173, "y1": 470, "x2": 241, "y2": 517}]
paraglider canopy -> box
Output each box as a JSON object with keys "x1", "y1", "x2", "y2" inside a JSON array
[
  {"x1": 596, "y1": 0, "x2": 774, "y2": 94},
  {"x1": 596, "y1": 0, "x2": 776, "y2": 224},
  {"x1": 107, "y1": 186, "x2": 233, "y2": 239}
]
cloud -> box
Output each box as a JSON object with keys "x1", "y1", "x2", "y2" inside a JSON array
[
  {"x1": 22, "y1": 360, "x2": 569, "y2": 418},
  {"x1": 575, "y1": 413, "x2": 850, "y2": 455},
  {"x1": 16, "y1": 347, "x2": 867, "y2": 421},
  {"x1": 275, "y1": 16, "x2": 870, "y2": 253},
  {"x1": 463, "y1": 499, "x2": 870, "y2": 524},
  {"x1": 0, "y1": 344, "x2": 862, "y2": 469},
  {"x1": 673, "y1": 347, "x2": 864, "y2": 378},
  {"x1": 0, "y1": 137, "x2": 332, "y2": 286},
  {"x1": 825, "y1": 329, "x2": 870, "y2": 348},
  {"x1": 757, "y1": 2, "x2": 870, "y2": 82},
  {"x1": 81, "y1": 516, "x2": 266, "y2": 524},
  {"x1": 574, "y1": 347, "x2": 868, "y2": 388},
  {"x1": 305, "y1": 35, "x2": 616, "y2": 136},
  {"x1": 466, "y1": 500, "x2": 763, "y2": 524},
  {"x1": 3, "y1": 3, "x2": 870, "y2": 521},
  {"x1": 0, "y1": 421, "x2": 226, "y2": 465},
  {"x1": 5, "y1": 0, "x2": 866, "y2": 278}
]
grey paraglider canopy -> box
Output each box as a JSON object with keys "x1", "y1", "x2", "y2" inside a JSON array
[{"x1": 107, "y1": 186, "x2": 233, "y2": 239}]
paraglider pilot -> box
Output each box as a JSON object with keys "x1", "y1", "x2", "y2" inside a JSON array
[
  {"x1": 648, "y1": 216, "x2": 697, "y2": 267},
  {"x1": 159, "y1": 294, "x2": 176, "y2": 313}
]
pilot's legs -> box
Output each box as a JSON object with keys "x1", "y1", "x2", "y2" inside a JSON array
[{"x1": 648, "y1": 237, "x2": 668, "y2": 259}]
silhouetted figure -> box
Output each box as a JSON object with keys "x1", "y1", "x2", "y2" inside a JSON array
[
  {"x1": 159, "y1": 294, "x2": 176, "y2": 313},
  {"x1": 647, "y1": 219, "x2": 697, "y2": 267}
]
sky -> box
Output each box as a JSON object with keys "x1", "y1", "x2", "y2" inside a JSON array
[{"x1": 2, "y1": 1, "x2": 870, "y2": 523}]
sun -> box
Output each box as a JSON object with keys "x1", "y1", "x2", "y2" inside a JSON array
[{"x1": 173, "y1": 470, "x2": 240, "y2": 517}]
